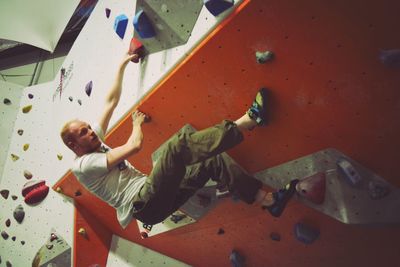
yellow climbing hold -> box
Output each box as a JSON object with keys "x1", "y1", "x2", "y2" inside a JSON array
[
  {"x1": 23, "y1": 144, "x2": 29, "y2": 151},
  {"x1": 11, "y1": 154, "x2": 19, "y2": 161},
  {"x1": 22, "y1": 105, "x2": 32, "y2": 113},
  {"x1": 57, "y1": 154, "x2": 63, "y2": 160},
  {"x1": 78, "y1": 228, "x2": 87, "y2": 237},
  {"x1": 56, "y1": 187, "x2": 63, "y2": 193}
]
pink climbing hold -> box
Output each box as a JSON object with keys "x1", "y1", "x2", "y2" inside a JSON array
[{"x1": 296, "y1": 172, "x2": 326, "y2": 205}]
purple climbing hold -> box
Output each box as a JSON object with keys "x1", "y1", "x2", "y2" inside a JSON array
[
  {"x1": 5, "y1": 219, "x2": 11, "y2": 227},
  {"x1": 28, "y1": 93, "x2": 34, "y2": 99},
  {"x1": 368, "y1": 181, "x2": 390, "y2": 200},
  {"x1": 294, "y1": 222, "x2": 320, "y2": 244},
  {"x1": 1, "y1": 189, "x2": 9, "y2": 199},
  {"x1": 217, "y1": 228, "x2": 225, "y2": 235},
  {"x1": 11, "y1": 236, "x2": 16, "y2": 241},
  {"x1": 296, "y1": 172, "x2": 326, "y2": 204},
  {"x1": 105, "y1": 8, "x2": 111, "y2": 18},
  {"x1": 1, "y1": 231, "x2": 9, "y2": 240},
  {"x1": 204, "y1": 0, "x2": 234, "y2": 17},
  {"x1": 379, "y1": 49, "x2": 400, "y2": 68},
  {"x1": 270, "y1": 232, "x2": 281, "y2": 241},
  {"x1": 85, "y1": 81, "x2": 93, "y2": 96}
]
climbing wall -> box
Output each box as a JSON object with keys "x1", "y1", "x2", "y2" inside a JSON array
[{"x1": 56, "y1": 0, "x2": 400, "y2": 266}]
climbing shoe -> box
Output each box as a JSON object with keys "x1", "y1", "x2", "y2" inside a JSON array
[
  {"x1": 263, "y1": 179, "x2": 299, "y2": 217},
  {"x1": 247, "y1": 87, "x2": 268, "y2": 126}
]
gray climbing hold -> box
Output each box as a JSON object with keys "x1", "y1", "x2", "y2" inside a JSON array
[
  {"x1": 4, "y1": 98, "x2": 11, "y2": 105},
  {"x1": 46, "y1": 244, "x2": 53, "y2": 250},
  {"x1": 1, "y1": 231, "x2": 9, "y2": 240},
  {"x1": 6, "y1": 260, "x2": 12, "y2": 267},
  {"x1": 379, "y1": 49, "x2": 400, "y2": 68},
  {"x1": 21, "y1": 240, "x2": 25, "y2": 245},
  {"x1": 6, "y1": 218, "x2": 11, "y2": 227},
  {"x1": 77, "y1": 99, "x2": 82, "y2": 105},
  {"x1": 24, "y1": 170, "x2": 33, "y2": 180},
  {"x1": 68, "y1": 96, "x2": 73, "y2": 102},
  {"x1": 11, "y1": 195, "x2": 17, "y2": 200},
  {"x1": 256, "y1": 51, "x2": 274, "y2": 64},
  {"x1": 17, "y1": 129, "x2": 24, "y2": 136},
  {"x1": 85, "y1": 81, "x2": 93, "y2": 96},
  {"x1": 270, "y1": 232, "x2": 281, "y2": 241},
  {"x1": 1, "y1": 189, "x2": 9, "y2": 199},
  {"x1": 294, "y1": 223, "x2": 320, "y2": 244},
  {"x1": 229, "y1": 250, "x2": 245, "y2": 267},
  {"x1": 13, "y1": 204, "x2": 25, "y2": 223}
]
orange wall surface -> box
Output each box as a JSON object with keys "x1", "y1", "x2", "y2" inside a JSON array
[{"x1": 55, "y1": 0, "x2": 400, "y2": 266}]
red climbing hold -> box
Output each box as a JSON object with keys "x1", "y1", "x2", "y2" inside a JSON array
[{"x1": 296, "y1": 172, "x2": 326, "y2": 205}]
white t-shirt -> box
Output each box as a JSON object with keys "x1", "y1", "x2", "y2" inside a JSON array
[{"x1": 72, "y1": 124, "x2": 147, "y2": 228}]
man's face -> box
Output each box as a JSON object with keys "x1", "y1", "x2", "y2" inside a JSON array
[{"x1": 68, "y1": 121, "x2": 101, "y2": 155}]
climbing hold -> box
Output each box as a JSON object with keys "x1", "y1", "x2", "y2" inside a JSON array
[
  {"x1": 6, "y1": 260, "x2": 11, "y2": 267},
  {"x1": 129, "y1": 38, "x2": 146, "y2": 63},
  {"x1": 4, "y1": 98, "x2": 11, "y2": 105},
  {"x1": 1, "y1": 189, "x2": 10, "y2": 199},
  {"x1": 28, "y1": 93, "x2": 34, "y2": 99},
  {"x1": 78, "y1": 228, "x2": 87, "y2": 237},
  {"x1": 337, "y1": 158, "x2": 362, "y2": 186},
  {"x1": 11, "y1": 154, "x2": 19, "y2": 161},
  {"x1": 256, "y1": 51, "x2": 274, "y2": 64},
  {"x1": 50, "y1": 233, "x2": 58, "y2": 242},
  {"x1": 5, "y1": 219, "x2": 11, "y2": 227},
  {"x1": 170, "y1": 213, "x2": 186, "y2": 223},
  {"x1": 11, "y1": 195, "x2": 17, "y2": 200},
  {"x1": 114, "y1": 14, "x2": 129, "y2": 39},
  {"x1": 11, "y1": 236, "x2": 16, "y2": 241},
  {"x1": 296, "y1": 172, "x2": 326, "y2": 205},
  {"x1": 133, "y1": 10, "x2": 156, "y2": 39},
  {"x1": 140, "y1": 231, "x2": 148, "y2": 239},
  {"x1": 1, "y1": 231, "x2": 9, "y2": 240},
  {"x1": 46, "y1": 244, "x2": 53, "y2": 250},
  {"x1": 216, "y1": 187, "x2": 231, "y2": 199},
  {"x1": 379, "y1": 49, "x2": 400, "y2": 68},
  {"x1": 21, "y1": 240, "x2": 25, "y2": 245},
  {"x1": 68, "y1": 96, "x2": 73, "y2": 102},
  {"x1": 22, "y1": 105, "x2": 32, "y2": 113},
  {"x1": 17, "y1": 129, "x2": 23, "y2": 136},
  {"x1": 217, "y1": 228, "x2": 225, "y2": 235},
  {"x1": 23, "y1": 144, "x2": 29, "y2": 151},
  {"x1": 105, "y1": 8, "x2": 111, "y2": 18},
  {"x1": 13, "y1": 204, "x2": 25, "y2": 223},
  {"x1": 270, "y1": 232, "x2": 281, "y2": 241},
  {"x1": 294, "y1": 223, "x2": 320, "y2": 244},
  {"x1": 74, "y1": 190, "x2": 82, "y2": 197},
  {"x1": 204, "y1": 0, "x2": 234, "y2": 16},
  {"x1": 24, "y1": 170, "x2": 33, "y2": 180},
  {"x1": 22, "y1": 180, "x2": 49, "y2": 205},
  {"x1": 368, "y1": 181, "x2": 390, "y2": 200},
  {"x1": 85, "y1": 81, "x2": 93, "y2": 96},
  {"x1": 77, "y1": 99, "x2": 82, "y2": 105},
  {"x1": 56, "y1": 187, "x2": 63, "y2": 193},
  {"x1": 57, "y1": 154, "x2": 63, "y2": 160},
  {"x1": 229, "y1": 250, "x2": 245, "y2": 267}
]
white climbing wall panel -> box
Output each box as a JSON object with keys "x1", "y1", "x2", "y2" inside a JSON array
[
  {"x1": 107, "y1": 235, "x2": 191, "y2": 267},
  {"x1": 0, "y1": 81, "x2": 24, "y2": 182},
  {"x1": 0, "y1": 0, "x2": 243, "y2": 266}
]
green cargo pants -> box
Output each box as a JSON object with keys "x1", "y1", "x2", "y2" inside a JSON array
[{"x1": 132, "y1": 120, "x2": 262, "y2": 225}]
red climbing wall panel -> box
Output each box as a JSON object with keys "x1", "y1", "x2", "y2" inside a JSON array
[{"x1": 54, "y1": 0, "x2": 400, "y2": 266}]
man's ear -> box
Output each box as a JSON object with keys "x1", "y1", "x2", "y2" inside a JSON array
[{"x1": 67, "y1": 141, "x2": 76, "y2": 150}]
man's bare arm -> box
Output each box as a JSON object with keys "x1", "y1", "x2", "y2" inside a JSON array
[
  {"x1": 105, "y1": 111, "x2": 146, "y2": 170},
  {"x1": 98, "y1": 53, "x2": 139, "y2": 134}
]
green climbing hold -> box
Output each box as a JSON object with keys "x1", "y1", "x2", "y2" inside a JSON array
[{"x1": 11, "y1": 154, "x2": 19, "y2": 161}]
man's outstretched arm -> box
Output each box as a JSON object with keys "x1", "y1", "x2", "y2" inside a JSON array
[{"x1": 98, "y1": 53, "x2": 138, "y2": 134}]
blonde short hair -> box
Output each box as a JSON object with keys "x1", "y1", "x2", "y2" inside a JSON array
[{"x1": 60, "y1": 119, "x2": 79, "y2": 148}]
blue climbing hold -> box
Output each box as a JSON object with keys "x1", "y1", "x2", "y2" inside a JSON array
[
  {"x1": 133, "y1": 10, "x2": 156, "y2": 39},
  {"x1": 229, "y1": 250, "x2": 245, "y2": 267},
  {"x1": 114, "y1": 14, "x2": 128, "y2": 39},
  {"x1": 204, "y1": 0, "x2": 234, "y2": 16},
  {"x1": 294, "y1": 223, "x2": 319, "y2": 244}
]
